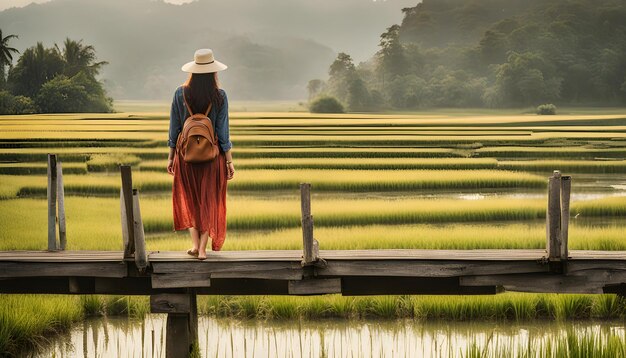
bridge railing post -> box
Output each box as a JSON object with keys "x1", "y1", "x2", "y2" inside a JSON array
[
  {"x1": 546, "y1": 170, "x2": 571, "y2": 270},
  {"x1": 300, "y1": 183, "x2": 319, "y2": 266},
  {"x1": 47, "y1": 154, "x2": 66, "y2": 251},
  {"x1": 120, "y1": 165, "x2": 148, "y2": 272}
]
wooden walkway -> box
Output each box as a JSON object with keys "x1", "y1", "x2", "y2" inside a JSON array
[
  {"x1": 1, "y1": 158, "x2": 624, "y2": 357},
  {"x1": 1, "y1": 249, "x2": 625, "y2": 296}
]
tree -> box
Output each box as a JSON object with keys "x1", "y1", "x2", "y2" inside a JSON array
[
  {"x1": 376, "y1": 25, "x2": 408, "y2": 81},
  {"x1": 347, "y1": 77, "x2": 371, "y2": 112},
  {"x1": 307, "y1": 79, "x2": 324, "y2": 100},
  {"x1": 478, "y1": 30, "x2": 508, "y2": 64},
  {"x1": 309, "y1": 95, "x2": 344, "y2": 113},
  {"x1": 36, "y1": 72, "x2": 112, "y2": 113},
  {"x1": 7, "y1": 42, "x2": 64, "y2": 98},
  {"x1": 57, "y1": 38, "x2": 108, "y2": 77},
  {"x1": 0, "y1": 29, "x2": 19, "y2": 88},
  {"x1": 327, "y1": 52, "x2": 356, "y2": 101},
  {"x1": 0, "y1": 90, "x2": 37, "y2": 114},
  {"x1": 35, "y1": 75, "x2": 89, "y2": 113},
  {"x1": 493, "y1": 51, "x2": 561, "y2": 106}
]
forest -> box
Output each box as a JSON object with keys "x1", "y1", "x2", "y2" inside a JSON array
[
  {"x1": 0, "y1": 33, "x2": 112, "y2": 114},
  {"x1": 309, "y1": 0, "x2": 626, "y2": 110}
]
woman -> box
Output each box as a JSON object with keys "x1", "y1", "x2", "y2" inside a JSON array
[{"x1": 167, "y1": 48, "x2": 235, "y2": 260}]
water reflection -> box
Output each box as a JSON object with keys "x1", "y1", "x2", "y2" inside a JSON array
[{"x1": 41, "y1": 316, "x2": 625, "y2": 358}]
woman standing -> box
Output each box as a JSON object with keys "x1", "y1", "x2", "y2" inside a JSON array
[{"x1": 167, "y1": 48, "x2": 235, "y2": 260}]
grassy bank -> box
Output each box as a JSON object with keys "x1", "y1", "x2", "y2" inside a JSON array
[
  {"x1": 2, "y1": 293, "x2": 624, "y2": 356},
  {"x1": 199, "y1": 293, "x2": 626, "y2": 321},
  {"x1": 0, "y1": 295, "x2": 148, "y2": 356}
]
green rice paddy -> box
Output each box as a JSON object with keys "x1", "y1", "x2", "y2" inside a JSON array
[{"x1": 1, "y1": 109, "x2": 626, "y2": 355}]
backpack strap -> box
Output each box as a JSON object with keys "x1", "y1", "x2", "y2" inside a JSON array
[
  {"x1": 181, "y1": 86, "x2": 194, "y2": 116},
  {"x1": 204, "y1": 102, "x2": 212, "y2": 117}
]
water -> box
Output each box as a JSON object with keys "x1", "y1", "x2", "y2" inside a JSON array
[{"x1": 40, "y1": 316, "x2": 625, "y2": 357}]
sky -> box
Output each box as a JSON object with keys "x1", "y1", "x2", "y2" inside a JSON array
[{"x1": 0, "y1": 0, "x2": 194, "y2": 11}]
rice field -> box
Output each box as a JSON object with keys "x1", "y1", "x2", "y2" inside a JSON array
[{"x1": 1, "y1": 108, "x2": 626, "y2": 355}]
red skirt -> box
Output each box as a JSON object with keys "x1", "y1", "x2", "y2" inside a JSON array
[{"x1": 172, "y1": 148, "x2": 228, "y2": 251}]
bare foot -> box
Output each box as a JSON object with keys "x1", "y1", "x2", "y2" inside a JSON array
[{"x1": 198, "y1": 251, "x2": 207, "y2": 260}]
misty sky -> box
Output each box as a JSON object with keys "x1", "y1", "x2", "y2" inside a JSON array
[{"x1": 0, "y1": 0, "x2": 193, "y2": 10}]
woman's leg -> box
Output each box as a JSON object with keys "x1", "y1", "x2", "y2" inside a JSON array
[
  {"x1": 198, "y1": 230, "x2": 211, "y2": 259},
  {"x1": 188, "y1": 227, "x2": 200, "y2": 255}
]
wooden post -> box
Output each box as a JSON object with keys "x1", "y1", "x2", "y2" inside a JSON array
[
  {"x1": 57, "y1": 161, "x2": 66, "y2": 250},
  {"x1": 546, "y1": 170, "x2": 571, "y2": 270},
  {"x1": 300, "y1": 183, "x2": 318, "y2": 266},
  {"x1": 120, "y1": 165, "x2": 135, "y2": 258},
  {"x1": 150, "y1": 293, "x2": 198, "y2": 358},
  {"x1": 47, "y1": 154, "x2": 58, "y2": 251},
  {"x1": 132, "y1": 188, "x2": 148, "y2": 272},
  {"x1": 546, "y1": 170, "x2": 562, "y2": 260},
  {"x1": 560, "y1": 175, "x2": 572, "y2": 259}
]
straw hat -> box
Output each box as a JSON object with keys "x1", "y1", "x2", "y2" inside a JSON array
[{"x1": 181, "y1": 48, "x2": 228, "y2": 73}]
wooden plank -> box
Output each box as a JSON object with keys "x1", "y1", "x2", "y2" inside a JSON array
[
  {"x1": 151, "y1": 261, "x2": 303, "y2": 280},
  {"x1": 120, "y1": 165, "x2": 134, "y2": 258},
  {"x1": 150, "y1": 293, "x2": 191, "y2": 313},
  {"x1": 0, "y1": 262, "x2": 127, "y2": 278},
  {"x1": 546, "y1": 170, "x2": 561, "y2": 260},
  {"x1": 316, "y1": 260, "x2": 549, "y2": 278},
  {"x1": 132, "y1": 189, "x2": 148, "y2": 272},
  {"x1": 152, "y1": 261, "x2": 302, "y2": 273},
  {"x1": 120, "y1": 189, "x2": 129, "y2": 254},
  {"x1": 560, "y1": 175, "x2": 571, "y2": 259},
  {"x1": 47, "y1": 154, "x2": 58, "y2": 251},
  {"x1": 341, "y1": 276, "x2": 497, "y2": 295},
  {"x1": 460, "y1": 270, "x2": 626, "y2": 294},
  {"x1": 56, "y1": 161, "x2": 66, "y2": 250},
  {"x1": 147, "y1": 249, "x2": 551, "y2": 262},
  {"x1": 300, "y1": 183, "x2": 316, "y2": 265},
  {"x1": 0, "y1": 251, "x2": 124, "y2": 262},
  {"x1": 152, "y1": 273, "x2": 211, "y2": 289},
  {"x1": 1, "y1": 249, "x2": 624, "y2": 263},
  {"x1": 288, "y1": 278, "x2": 341, "y2": 295}
]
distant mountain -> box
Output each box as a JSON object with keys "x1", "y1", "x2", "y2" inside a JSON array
[{"x1": 0, "y1": 0, "x2": 417, "y2": 100}]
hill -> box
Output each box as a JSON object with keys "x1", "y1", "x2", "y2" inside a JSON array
[{"x1": 0, "y1": 0, "x2": 416, "y2": 100}]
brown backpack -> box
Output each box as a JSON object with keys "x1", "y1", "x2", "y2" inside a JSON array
[{"x1": 176, "y1": 87, "x2": 220, "y2": 163}]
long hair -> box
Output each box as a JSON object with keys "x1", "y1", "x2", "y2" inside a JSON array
[{"x1": 183, "y1": 72, "x2": 224, "y2": 115}]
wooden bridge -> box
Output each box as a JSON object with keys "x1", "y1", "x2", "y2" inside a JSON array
[{"x1": 1, "y1": 155, "x2": 625, "y2": 357}]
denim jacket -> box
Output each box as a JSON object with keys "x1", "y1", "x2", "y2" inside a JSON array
[{"x1": 167, "y1": 86, "x2": 233, "y2": 152}]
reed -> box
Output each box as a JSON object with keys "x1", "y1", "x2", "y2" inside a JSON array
[{"x1": 197, "y1": 293, "x2": 626, "y2": 321}]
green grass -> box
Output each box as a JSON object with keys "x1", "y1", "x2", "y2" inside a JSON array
[
  {"x1": 2, "y1": 110, "x2": 626, "y2": 354},
  {"x1": 0, "y1": 147, "x2": 167, "y2": 162},
  {"x1": 0, "y1": 162, "x2": 87, "y2": 175},
  {"x1": 141, "y1": 157, "x2": 499, "y2": 171},
  {"x1": 498, "y1": 159, "x2": 626, "y2": 173},
  {"x1": 0, "y1": 170, "x2": 547, "y2": 198},
  {"x1": 197, "y1": 293, "x2": 626, "y2": 321},
  {"x1": 0, "y1": 295, "x2": 149, "y2": 356},
  {"x1": 475, "y1": 146, "x2": 626, "y2": 159},
  {"x1": 86, "y1": 153, "x2": 141, "y2": 172},
  {"x1": 1, "y1": 196, "x2": 625, "y2": 251}
]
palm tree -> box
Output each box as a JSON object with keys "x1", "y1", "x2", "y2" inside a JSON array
[
  {"x1": 57, "y1": 38, "x2": 107, "y2": 77},
  {"x1": 0, "y1": 29, "x2": 20, "y2": 85}
]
